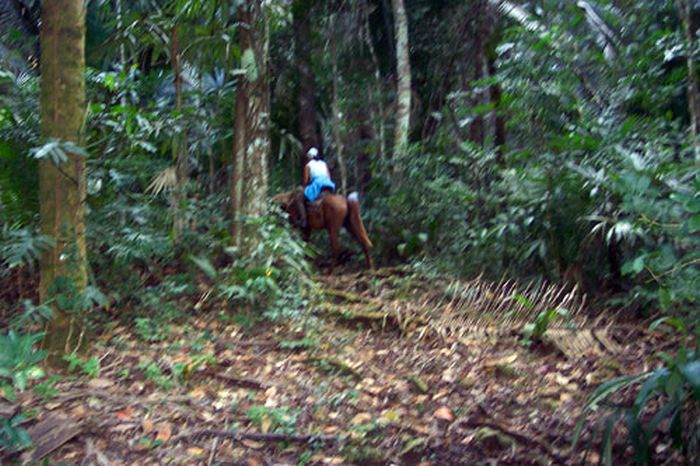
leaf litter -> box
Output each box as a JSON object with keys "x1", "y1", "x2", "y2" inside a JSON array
[{"x1": 2, "y1": 267, "x2": 687, "y2": 465}]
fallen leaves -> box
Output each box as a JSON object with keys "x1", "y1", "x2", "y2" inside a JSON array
[
  {"x1": 155, "y1": 422, "x2": 172, "y2": 442},
  {"x1": 351, "y1": 412, "x2": 372, "y2": 425},
  {"x1": 115, "y1": 406, "x2": 135, "y2": 421},
  {"x1": 18, "y1": 268, "x2": 665, "y2": 465},
  {"x1": 87, "y1": 378, "x2": 114, "y2": 390},
  {"x1": 433, "y1": 406, "x2": 454, "y2": 422}
]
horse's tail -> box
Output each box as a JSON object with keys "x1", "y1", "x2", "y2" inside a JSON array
[{"x1": 346, "y1": 192, "x2": 373, "y2": 249}]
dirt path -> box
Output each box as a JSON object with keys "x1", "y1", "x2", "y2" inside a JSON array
[{"x1": 2, "y1": 268, "x2": 683, "y2": 465}]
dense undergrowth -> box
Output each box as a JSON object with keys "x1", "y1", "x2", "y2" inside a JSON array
[{"x1": 1, "y1": 0, "x2": 699, "y2": 463}]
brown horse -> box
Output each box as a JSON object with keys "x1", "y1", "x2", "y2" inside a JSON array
[{"x1": 273, "y1": 189, "x2": 373, "y2": 270}]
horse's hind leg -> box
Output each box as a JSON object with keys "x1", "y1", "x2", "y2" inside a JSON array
[
  {"x1": 327, "y1": 223, "x2": 342, "y2": 273},
  {"x1": 344, "y1": 223, "x2": 373, "y2": 269},
  {"x1": 344, "y1": 198, "x2": 373, "y2": 269}
]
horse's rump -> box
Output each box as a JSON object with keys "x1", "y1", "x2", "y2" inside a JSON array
[{"x1": 345, "y1": 192, "x2": 373, "y2": 249}]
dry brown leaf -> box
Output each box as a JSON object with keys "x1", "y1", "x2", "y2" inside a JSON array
[
  {"x1": 431, "y1": 389, "x2": 451, "y2": 401},
  {"x1": 351, "y1": 412, "x2": 372, "y2": 425},
  {"x1": 261, "y1": 417, "x2": 272, "y2": 433},
  {"x1": 433, "y1": 406, "x2": 454, "y2": 422},
  {"x1": 199, "y1": 410, "x2": 215, "y2": 422},
  {"x1": 70, "y1": 404, "x2": 86, "y2": 418},
  {"x1": 441, "y1": 367, "x2": 457, "y2": 383},
  {"x1": 155, "y1": 422, "x2": 172, "y2": 442},
  {"x1": 187, "y1": 447, "x2": 205, "y2": 456},
  {"x1": 323, "y1": 425, "x2": 339, "y2": 434},
  {"x1": 189, "y1": 386, "x2": 209, "y2": 399},
  {"x1": 241, "y1": 439, "x2": 264, "y2": 449},
  {"x1": 116, "y1": 407, "x2": 134, "y2": 421},
  {"x1": 322, "y1": 456, "x2": 345, "y2": 464},
  {"x1": 484, "y1": 353, "x2": 518, "y2": 368},
  {"x1": 142, "y1": 419, "x2": 154, "y2": 434},
  {"x1": 87, "y1": 378, "x2": 114, "y2": 390}
]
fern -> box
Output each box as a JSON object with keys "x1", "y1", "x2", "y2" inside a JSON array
[
  {"x1": 0, "y1": 225, "x2": 53, "y2": 273},
  {"x1": 10, "y1": 300, "x2": 53, "y2": 331}
]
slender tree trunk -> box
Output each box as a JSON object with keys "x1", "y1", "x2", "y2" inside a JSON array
[
  {"x1": 208, "y1": 145, "x2": 216, "y2": 195},
  {"x1": 391, "y1": 0, "x2": 411, "y2": 159},
  {"x1": 364, "y1": 4, "x2": 386, "y2": 160},
  {"x1": 488, "y1": 56, "x2": 505, "y2": 164},
  {"x1": 230, "y1": 6, "x2": 250, "y2": 246},
  {"x1": 330, "y1": 31, "x2": 347, "y2": 195},
  {"x1": 116, "y1": 0, "x2": 126, "y2": 107},
  {"x1": 39, "y1": 0, "x2": 88, "y2": 366},
  {"x1": 170, "y1": 27, "x2": 188, "y2": 243},
  {"x1": 470, "y1": 0, "x2": 486, "y2": 147},
  {"x1": 677, "y1": 0, "x2": 700, "y2": 164},
  {"x1": 294, "y1": 0, "x2": 321, "y2": 177}
]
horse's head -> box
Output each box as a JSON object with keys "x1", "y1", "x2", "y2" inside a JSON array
[
  {"x1": 271, "y1": 190, "x2": 295, "y2": 211},
  {"x1": 271, "y1": 190, "x2": 301, "y2": 224}
]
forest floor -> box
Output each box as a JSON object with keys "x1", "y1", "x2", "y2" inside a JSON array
[{"x1": 1, "y1": 266, "x2": 688, "y2": 465}]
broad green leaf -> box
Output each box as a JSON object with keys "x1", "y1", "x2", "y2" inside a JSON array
[
  {"x1": 688, "y1": 214, "x2": 700, "y2": 233},
  {"x1": 649, "y1": 316, "x2": 686, "y2": 335},
  {"x1": 190, "y1": 255, "x2": 217, "y2": 280},
  {"x1": 679, "y1": 361, "x2": 700, "y2": 400}
]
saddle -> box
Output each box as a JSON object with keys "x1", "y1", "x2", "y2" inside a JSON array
[{"x1": 307, "y1": 189, "x2": 332, "y2": 211}]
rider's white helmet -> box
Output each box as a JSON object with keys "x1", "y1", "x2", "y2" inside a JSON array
[{"x1": 306, "y1": 147, "x2": 319, "y2": 160}]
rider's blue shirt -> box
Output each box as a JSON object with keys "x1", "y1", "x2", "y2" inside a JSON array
[{"x1": 304, "y1": 175, "x2": 335, "y2": 202}]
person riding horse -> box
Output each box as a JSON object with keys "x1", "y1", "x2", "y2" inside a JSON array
[{"x1": 294, "y1": 147, "x2": 335, "y2": 229}]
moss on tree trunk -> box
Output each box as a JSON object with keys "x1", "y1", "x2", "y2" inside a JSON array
[
  {"x1": 391, "y1": 0, "x2": 411, "y2": 159},
  {"x1": 231, "y1": 1, "x2": 270, "y2": 249},
  {"x1": 39, "y1": 0, "x2": 88, "y2": 366}
]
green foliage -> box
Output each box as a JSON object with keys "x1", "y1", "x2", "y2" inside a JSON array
[
  {"x1": 171, "y1": 352, "x2": 215, "y2": 384},
  {"x1": 0, "y1": 225, "x2": 53, "y2": 272},
  {"x1": 0, "y1": 331, "x2": 45, "y2": 394},
  {"x1": 64, "y1": 354, "x2": 101, "y2": 379},
  {"x1": 29, "y1": 139, "x2": 88, "y2": 165},
  {"x1": 138, "y1": 360, "x2": 173, "y2": 391},
  {"x1": 11, "y1": 300, "x2": 53, "y2": 331},
  {"x1": 0, "y1": 331, "x2": 46, "y2": 453},
  {"x1": 33, "y1": 375, "x2": 61, "y2": 401},
  {"x1": 280, "y1": 337, "x2": 319, "y2": 351},
  {"x1": 246, "y1": 405, "x2": 299, "y2": 435},
  {"x1": 573, "y1": 323, "x2": 700, "y2": 464},
  {"x1": 0, "y1": 70, "x2": 40, "y2": 226},
  {"x1": 134, "y1": 317, "x2": 169, "y2": 342},
  {"x1": 0, "y1": 413, "x2": 32, "y2": 453},
  {"x1": 517, "y1": 292, "x2": 573, "y2": 347},
  {"x1": 192, "y1": 211, "x2": 317, "y2": 320}
]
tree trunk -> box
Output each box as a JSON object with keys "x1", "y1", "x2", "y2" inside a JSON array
[
  {"x1": 488, "y1": 56, "x2": 505, "y2": 164},
  {"x1": 677, "y1": 0, "x2": 700, "y2": 164},
  {"x1": 208, "y1": 145, "x2": 216, "y2": 195},
  {"x1": 330, "y1": 31, "x2": 347, "y2": 195},
  {"x1": 391, "y1": 0, "x2": 411, "y2": 159},
  {"x1": 170, "y1": 27, "x2": 188, "y2": 243},
  {"x1": 294, "y1": 0, "x2": 321, "y2": 177},
  {"x1": 364, "y1": 4, "x2": 386, "y2": 160},
  {"x1": 243, "y1": 0, "x2": 270, "y2": 219},
  {"x1": 39, "y1": 0, "x2": 88, "y2": 366},
  {"x1": 230, "y1": 6, "x2": 250, "y2": 246},
  {"x1": 470, "y1": 0, "x2": 486, "y2": 147},
  {"x1": 115, "y1": 0, "x2": 126, "y2": 107}
]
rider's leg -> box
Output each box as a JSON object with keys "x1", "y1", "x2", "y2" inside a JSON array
[{"x1": 294, "y1": 187, "x2": 307, "y2": 229}]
